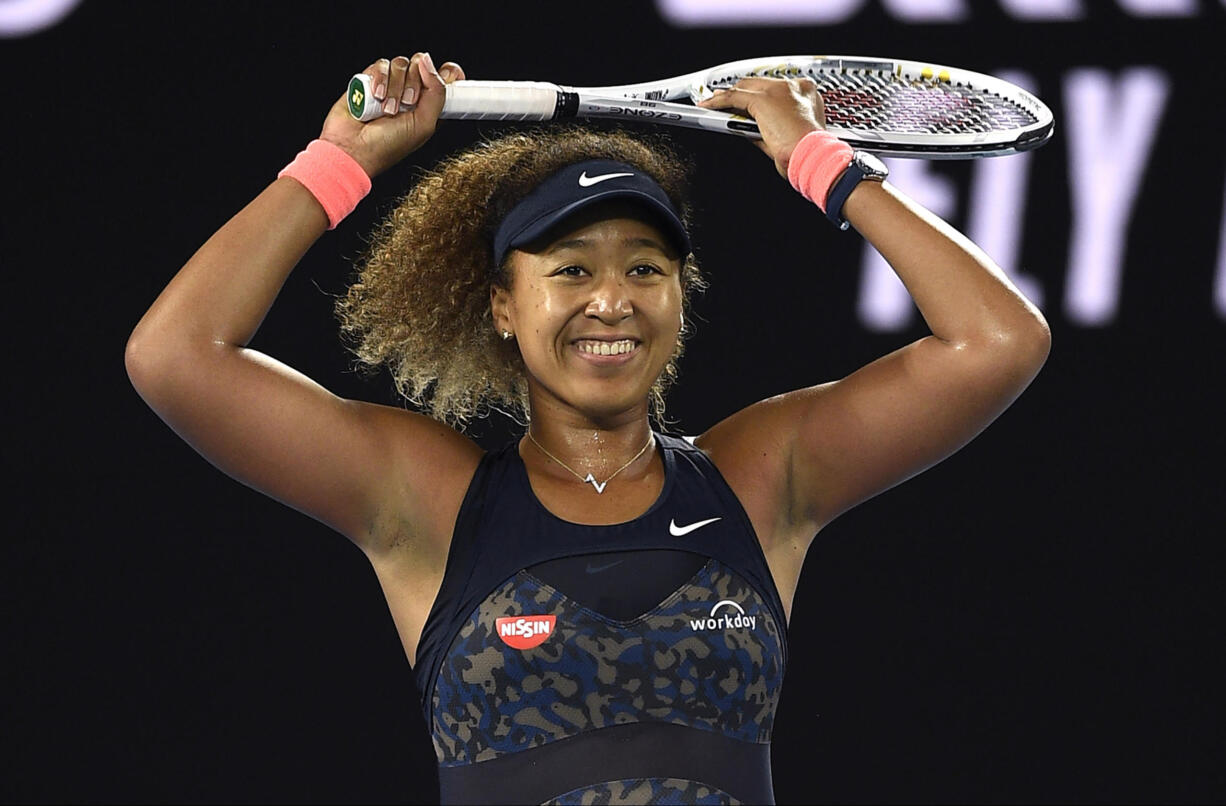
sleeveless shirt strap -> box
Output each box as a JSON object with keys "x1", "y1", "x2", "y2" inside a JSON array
[
  {"x1": 414, "y1": 445, "x2": 508, "y2": 723},
  {"x1": 657, "y1": 432, "x2": 790, "y2": 670}
]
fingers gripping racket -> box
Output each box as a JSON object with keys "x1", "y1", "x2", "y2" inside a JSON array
[{"x1": 346, "y1": 55, "x2": 1053, "y2": 159}]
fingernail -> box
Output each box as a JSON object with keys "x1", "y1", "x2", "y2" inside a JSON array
[
  {"x1": 383, "y1": 96, "x2": 398, "y2": 115},
  {"x1": 374, "y1": 82, "x2": 386, "y2": 101},
  {"x1": 401, "y1": 86, "x2": 415, "y2": 106},
  {"x1": 439, "y1": 66, "x2": 452, "y2": 81},
  {"x1": 422, "y1": 52, "x2": 436, "y2": 74}
]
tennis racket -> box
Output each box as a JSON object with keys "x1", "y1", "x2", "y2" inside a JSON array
[{"x1": 346, "y1": 55, "x2": 1053, "y2": 159}]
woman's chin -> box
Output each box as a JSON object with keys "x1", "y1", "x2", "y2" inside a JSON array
[
  {"x1": 569, "y1": 389, "x2": 652, "y2": 421},
  {"x1": 532, "y1": 378, "x2": 654, "y2": 422},
  {"x1": 527, "y1": 359, "x2": 665, "y2": 421}
]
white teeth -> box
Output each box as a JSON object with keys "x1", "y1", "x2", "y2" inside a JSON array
[{"x1": 578, "y1": 339, "x2": 635, "y2": 356}]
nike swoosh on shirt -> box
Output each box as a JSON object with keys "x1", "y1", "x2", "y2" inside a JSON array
[
  {"x1": 578, "y1": 171, "x2": 634, "y2": 187},
  {"x1": 669, "y1": 517, "x2": 722, "y2": 537}
]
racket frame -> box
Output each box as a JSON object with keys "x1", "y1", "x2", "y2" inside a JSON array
[{"x1": 347, "y1": 55, "x2": 1053, "y2": 159}]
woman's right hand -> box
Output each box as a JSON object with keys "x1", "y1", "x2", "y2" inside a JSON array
[{"x1": 319, "y1": 52, "x2": 466, "y2": 178}]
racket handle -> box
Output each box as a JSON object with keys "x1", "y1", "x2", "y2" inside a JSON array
[
  {"x1": 346, "y1": 74, "x2": 564, "y2": 122},
  {"x1": 443, "y1": 81, "x2": 564, "y2": 121}
]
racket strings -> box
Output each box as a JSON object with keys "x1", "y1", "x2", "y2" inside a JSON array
[
  {"x1": 705, "y1": 65, "x2": 1037, "y2": 135},
  {"x1": 817, "y1": 73, "x2": 1037, "y2": 135}
]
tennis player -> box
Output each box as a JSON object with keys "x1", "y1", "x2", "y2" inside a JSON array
[{"x1": 126, "y1": 52, "x2": 1050, "y2": 804}]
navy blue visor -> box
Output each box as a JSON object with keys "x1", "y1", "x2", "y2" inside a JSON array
[{"x1": 492, "y1": 160, "x2": 691, "y2": 269}]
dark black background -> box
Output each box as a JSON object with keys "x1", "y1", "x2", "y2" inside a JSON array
[{"x1": 3, "y1": 1, "x2": 1223, "y2": 803}]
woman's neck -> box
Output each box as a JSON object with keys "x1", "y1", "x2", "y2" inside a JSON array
[{"x1": 524, "y1": 395, "x2": 655, "y2": 482}]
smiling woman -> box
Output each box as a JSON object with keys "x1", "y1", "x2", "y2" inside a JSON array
[
  {"x1": 125, "y1": 50, "x2": 1049, "y2": 804},
  {"x1": 493, "y1": 196, "x2": 688, "y2": 426},
  {"x1": 337, "y1": 133, "x2": 706, "y2": 427}
]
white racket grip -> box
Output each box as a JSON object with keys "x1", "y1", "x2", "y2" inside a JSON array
[
  {"x1": 442, "y1": 81, "x2": 562, "y2": 121},
  {"x1": 347, "y1": 75, "x2": 562, "y2": 123}
]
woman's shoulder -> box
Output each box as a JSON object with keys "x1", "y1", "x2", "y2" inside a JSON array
[{"x1": 685, "y1": 404, "x2": 800, "y2": 547}]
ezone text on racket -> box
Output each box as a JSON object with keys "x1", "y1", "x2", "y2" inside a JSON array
[{"x1": 604, "y1": 106, "x2": 683, "y2": 120}]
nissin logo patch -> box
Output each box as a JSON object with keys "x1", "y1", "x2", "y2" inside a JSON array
[{"x1": 496, "y1": 615, "x2": 556, "y2": 649}]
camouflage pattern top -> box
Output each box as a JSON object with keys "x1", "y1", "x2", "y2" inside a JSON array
[{"x1": 413, "y1": 434, "x2": 790, "y2": 805}]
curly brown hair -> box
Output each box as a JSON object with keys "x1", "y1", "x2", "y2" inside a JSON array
[{"x1": 335, "y1": 126, "x2": 706, "y2": 428}]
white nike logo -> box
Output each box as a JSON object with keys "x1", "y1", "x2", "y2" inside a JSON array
[
  {"x1": 578, "y1": 171, "x2": 634, "y2": 187},
  {"x1": 669, "y1": 517, "x2": 722, "y2": 537}
]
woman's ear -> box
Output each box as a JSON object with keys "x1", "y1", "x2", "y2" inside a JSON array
[{"x1": 490, "y1": 283, "x2": 512, "y2": 337}]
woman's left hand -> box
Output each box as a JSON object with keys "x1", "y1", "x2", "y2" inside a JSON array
[{"x1": 697, "y1": 77, "x2": 826, "y2": 178}]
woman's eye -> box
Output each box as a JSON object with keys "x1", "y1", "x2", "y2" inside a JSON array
[
  {"x1": 631, "y1": 264, "x2": 661, "y2": 276},
  {"x1": 556, "y1": 265, "x2": 585, "y2": 277}
]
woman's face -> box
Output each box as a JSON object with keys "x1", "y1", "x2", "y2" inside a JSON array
[{"x1": 491, "y1": 201, "x2": 685, "y2": 423}]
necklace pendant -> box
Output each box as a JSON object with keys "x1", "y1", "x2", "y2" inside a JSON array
[{"x1": 583, "y1": 473, "x2": 609, "y2": 494}]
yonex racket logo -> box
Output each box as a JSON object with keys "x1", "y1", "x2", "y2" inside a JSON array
[
  {"x1": 578, "y1": 171, "x2": 634, "y2": 187},
  {"x1": 496, "y1": 615, "x2": 556, "y2": 649},
  {"x1": 689, "y1": 599, "x2": 756, "y2": 632}
]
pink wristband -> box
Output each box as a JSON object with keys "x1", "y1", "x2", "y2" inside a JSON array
[
  {"x1": 786, "y1": 130, "x2": 854, "y2": 212},
  {"x1": 278, "y1": 139, "x2": 372, "y2": 230}
]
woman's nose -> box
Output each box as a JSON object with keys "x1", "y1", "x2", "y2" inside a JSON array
[{"x1": 585, "y1": 276, "x2": 632, "y2": 322}]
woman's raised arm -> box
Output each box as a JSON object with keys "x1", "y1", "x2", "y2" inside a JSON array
[
  {"x1": 694, "y1": 77, "x2": 1050, "y2": 611},
  {"x1": 124, "y1": 53, "x2": 481, "y2": 556}
]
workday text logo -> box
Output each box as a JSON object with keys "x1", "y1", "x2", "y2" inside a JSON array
[{"x1": 690, "y1": 599, "x2": 756, "y2": 632}]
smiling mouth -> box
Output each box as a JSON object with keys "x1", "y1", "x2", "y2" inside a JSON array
[{"x1": 573, "y1": 338, "x2": 639, "y2": 357}]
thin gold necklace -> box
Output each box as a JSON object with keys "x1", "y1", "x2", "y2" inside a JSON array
[{"x1": 527, "y1": 430, "x2": 654, "y2": 494}]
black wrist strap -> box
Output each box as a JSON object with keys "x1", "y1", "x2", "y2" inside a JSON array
[{"x1": 825, "y1": 163, "x2": 866, "y2": 231}]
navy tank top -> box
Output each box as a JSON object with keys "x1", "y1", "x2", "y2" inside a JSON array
[{"x1": 414, "y1": 433, "x2": 789, "y2": 804}]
